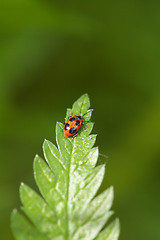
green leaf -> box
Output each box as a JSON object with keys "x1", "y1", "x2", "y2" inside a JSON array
[
  {"x1": 11, "y1": 93, "x2": 120, "y2": 240},
  {"x1": 11, "y1": 209, "x2": 48, "y2": 240},
  {"x1": 95, "y1": 219, "x2": 120, "y2": 240}
]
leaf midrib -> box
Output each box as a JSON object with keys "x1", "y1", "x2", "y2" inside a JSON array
[{"x1": 65, "y1": 137, "x2": 75, "y2": 240}]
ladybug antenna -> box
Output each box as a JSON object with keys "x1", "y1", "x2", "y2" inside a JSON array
[{"x1": 83, "y1": 109, "x2": 94, "y2": 117}]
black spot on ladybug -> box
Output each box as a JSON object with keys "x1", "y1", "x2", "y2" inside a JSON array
[
  {"x1": 65, "y1": 123, "x2": 70, "y2": 130},
  {"x1": 75, "y1": 120, "x2": 80, "y2": 126},
  {"x1": 69, "y1": 127, "x2": 77, "y2": 134},
  {"x1": 69, "y1": 117, "x2": 75, "y2": 122},
  {"x1": 76, "y1": 116, "x2": 82, "y2": 120}
]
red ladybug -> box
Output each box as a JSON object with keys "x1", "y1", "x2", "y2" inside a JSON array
[{"x1": 63, "y1": 110, "x2": 92, "y2": 137}]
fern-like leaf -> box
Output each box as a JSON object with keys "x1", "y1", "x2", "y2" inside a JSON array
[{"x1": 11, "y1": 94, "x2": 120, "y2": 240}]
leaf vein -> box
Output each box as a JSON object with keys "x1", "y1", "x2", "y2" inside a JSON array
[{"x1": 46, "y1": 140, "x2": 67, "y2": 172}]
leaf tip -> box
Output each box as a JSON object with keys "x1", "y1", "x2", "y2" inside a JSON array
[
  {"x1": 19, "y1": 182, "x2": 25, "y2": 193},
  {"x1": 43, "y1": 139, "x2": 49, "y2": 147},
  {"x1": 102, "y1": 163, "x2": 106, "y2": 169},
  {"x1": 109, "y1": 185, "x2": 114, "y2": 203},
  {"x1": 11, "y1": 208, "x2": 18, "y2": 226},
  {"x1": 44, "y1": 138, "x2": 47, "y2": 143},
  {"x1": 33, "y1": 155, "x2": 39, "y2": 169},
  {"x1": 95, "y1": 146, "x2": 99, "y2": 151},
  {"x1": 83, "y1": 92, "x2": 89, "y2": 98},
  {"x1": 109, "y1": 185, "x2": 114, "y2": 191},
  {"x1": 110, "y1": 218, "x2": 120, "y2": 235},
  {"x1": 20, "y1": 182, "x2": 24, "y2": 187},
  {"x1": 11, "y1": 208, "x2": 18, "y2": 216},
  {"x1": 34, "y1": 154, "x2": 41, "y2": 165},
  {"x1": 113, "y1": 218, "x2": 121, "y2": 235},
  {"x1": 115, "y1": 218, "x2": 120, "y2": 228},
  {"x1": 43, "y1": 139, "x2": 47, "y2": 151},
  {"x1": 56, "y1": 121, "x2": 63, "y2": 130},
  {"x1": 19, "y1": 182, "x2": 30, "y2": 198},
  {"x1": 19, "y1": 183, "x2": 26, "y2": 203}
]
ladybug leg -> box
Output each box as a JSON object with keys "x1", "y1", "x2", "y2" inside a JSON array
[
  {"x1": 68, "y1": 112, "x2": 73, "y2": 117},
  {"x1": 82, "y1": 120, "x2": 93, "y2": 132},
  {"x1": 81, "y1": 122, "x2": 87, "y2": 132},
  {"x1": 72, "y1": 133, "x2": 79, "y2": 138},
  {"x1": 82, "y1": 109, "x2": 94, "y2": 117},
  {"x1": 83, "y1": 120, "x2": 92, "y2": 124},
  {"x1": 83, "y1": 126, "x2": 87, "y2": 132}
]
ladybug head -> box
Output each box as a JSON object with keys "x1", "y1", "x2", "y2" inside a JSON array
[{"x1": 76, "y1": 115, "x2": 82, "y2": 120}]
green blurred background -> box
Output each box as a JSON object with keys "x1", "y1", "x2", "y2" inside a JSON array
[{"x1": 0, "y1": 0, "x2": 160, "y2": 239}]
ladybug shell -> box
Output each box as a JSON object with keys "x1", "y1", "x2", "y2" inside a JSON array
[{"x1": 63, "y1": 115, "x2": 83, "y2": 137}]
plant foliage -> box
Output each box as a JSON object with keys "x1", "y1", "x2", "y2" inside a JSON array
[{"x1": 11, "y1": 94, "x2": 120, "y2": 240}]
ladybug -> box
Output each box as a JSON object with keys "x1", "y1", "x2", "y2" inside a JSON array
[{"x1": 63, "y1": 110, "x2": 92, "y2": 137}]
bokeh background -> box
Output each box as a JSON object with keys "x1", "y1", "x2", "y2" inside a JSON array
[{"x1": 0, "y1": 0, "x2": 160, "y2": 239}]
